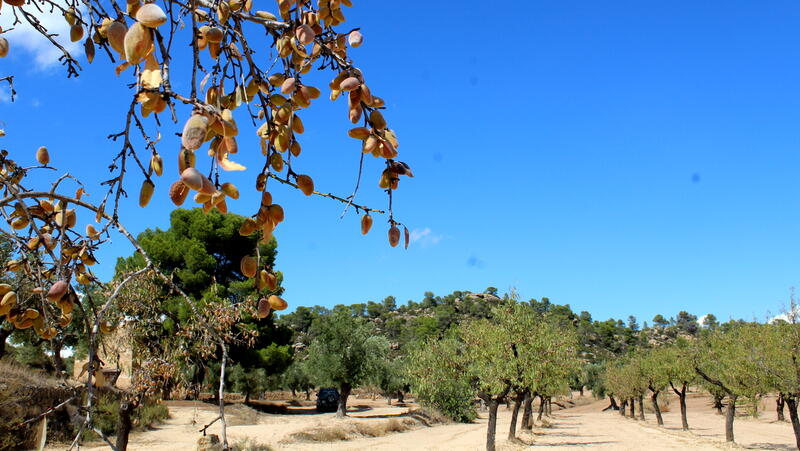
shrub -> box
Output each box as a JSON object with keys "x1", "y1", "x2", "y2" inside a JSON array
[{"x1": 406, "y1": 339, "x2": 477, "y2": 423}]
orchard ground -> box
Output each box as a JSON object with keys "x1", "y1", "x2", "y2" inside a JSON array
[{"x1": 59, "y1": 390, "x2": 797, "y2": 450}]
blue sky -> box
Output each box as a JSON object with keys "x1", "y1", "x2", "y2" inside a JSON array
[{"x1": 1, "y1": 0, "x2": 799, "y2": 324}]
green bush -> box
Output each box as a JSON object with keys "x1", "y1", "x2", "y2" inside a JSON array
[
  {"x1": 406, "y1": 338, "x2": 477, "y2": 423},
  {"x1": 90, "y1": 393, "x2": 170, "y2": 436}
]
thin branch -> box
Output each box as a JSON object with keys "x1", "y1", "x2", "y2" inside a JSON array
[{"x1": 266, "y1": 173, "x2": 384, "y2": 214}]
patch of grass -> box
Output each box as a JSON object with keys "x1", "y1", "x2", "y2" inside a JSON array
[
  {"x1": 231, "y1": 437, "x2": 273, "y2": 451},
  {"x1": 406, "y1": 407, "x2": 452, "y2": 426},
  {"x1": 288, "y1": 409, "x2": 446, "y2": 444},
  {"x1": 291, "y1": 426, "x2": 350, "y2": 442}
]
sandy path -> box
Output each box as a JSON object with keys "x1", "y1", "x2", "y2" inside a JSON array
[
  {"x1": 288, "y1": 393, "x2": 797, "y2": 451},
  {"x1": 295, "y1": 401, "x2": 722, "y2": 451},
  {"x1": 59, "y1": 393, "x2": 798, "y2": 450}
]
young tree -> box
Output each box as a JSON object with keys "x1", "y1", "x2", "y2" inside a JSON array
[
  {"x1": 283, "y1": 360, "x2": 314, "y2": 399},
  {"x1": 694, "y1": 324, "x2": 771, "y2": 443},
  {"x1": 459, "y1": 318, "x2": 513, "y2": 451},
  {"x1": 406, "y1": 336, "x2": 477, "y2": 422},
  {"x1": 304, "y1": 310, "x2": 389, "y2": 417},
  {"x1": 661, "y1": 340, "x2": 696, "y2": 430},
  {"x1": 229, "y1": 364, "x2": 266, "y2": 403},
  {"x1": 639, "y1": 348, "x2": 670, "y2": 427},
  {"x1": 765, "y1": 308, "x2": 800, "y2": 449}
]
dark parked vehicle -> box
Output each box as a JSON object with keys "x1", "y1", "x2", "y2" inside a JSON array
[{"x1": 316, "y1": 387, "x2": 340, "y2": 413}]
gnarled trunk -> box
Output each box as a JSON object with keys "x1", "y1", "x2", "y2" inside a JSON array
[
  {"x1": 629, "y1": 398, "x2": 636, "y2": 419},
  {"x1": 637, "y1": 396, "x2": 645, "y2": 421},
  {"x1": 786, "y1": 396, "x2": 800, "y2": 450},
  {"x1": 619, "y1": 399, "x2": 627, "y2": 416},
  {"x1": 486, "y1": 398, "x2": 501, "y2": 451},
  {"x1": 521, "y1": 392, "x2": 533, "y2": 430},
  {"x1": 670, "y1": 382, "x2": 689, "y2": 430},
  {"x1": 337, "y1": 382, "x2": 352, "y2": 417},
  {"x1": 603, "y1": 395, "x2": 619, "y2": 411},
  {"x1": 397, "y1": 390, "x2": 405, "y2": 404},
  {"x1": 508, "y1": 392, "x2": 524, "y2": 440},
  {"x1": 537, "y1": 394, "x2": 545, "y2": 421},
  {"x1": 725, "y1": 394, "x2": 737, "y2": 442},
  {"x1": 115, "y1": 398, "x2": 138, "y2": 451},
  {"x1": 777, "y1": 393, "x2": 786, "y2": 422},
  {"x1": 650, "y1": 389, "x2": 663, "y2": 426}
]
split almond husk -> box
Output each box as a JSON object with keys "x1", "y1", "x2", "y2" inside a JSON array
[{"x1": 182, "y1": 114, "x2": 208, "y2": 151}]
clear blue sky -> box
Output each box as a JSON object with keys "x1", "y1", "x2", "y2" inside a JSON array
[{"x1": 1, "y1": 1, "x2": 799, "y2": 324}]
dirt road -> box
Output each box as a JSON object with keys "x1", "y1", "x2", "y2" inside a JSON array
[{"x1": 65, "y1": 392, "x2": 798, "y2": 450}]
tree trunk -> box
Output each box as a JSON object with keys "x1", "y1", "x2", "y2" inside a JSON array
[
  {"x1": 245, "y1": 391, "x2": 250, "y2": 404},
  {"x1": 579, "y1": 386, "x2": 584, "y2": 396},
  {"x1": 537, "y1": 395, "x2": 545, "y2": 421},
  {"x1": 725, "y1": 394, "x2": 737, "y2": 442},
  {"x1": 713, "y1": 394, "x2": 724, "y2": 415},
  {"x1": 161, "y1": 379, "x2": 173, "y2": 401},
  {"x1": 0, "y1": 326, "x2": 12, "y2": 360},
  {"x1": 115, "y1": 398, "x2": 136, "y2": 451},
  {"x1": 51, "y1": 339, "x2": 65, "y2": 376},
  {"x1": 521, "y1": 392, "x2": 533, "y2": 430},
  {"x1": 637, "y1": 396, "x2": 645, "y2": 421},
  {"x1": 603, "y1": 395, "x2": 619, "y2": 411},
  {"x1": 785, "y1": 396, "x2": 800, "y2": 450},
  {"x1": 620, "y1": 399, "x2": 627, "y2": 416},
  {"x1": 508, "y1": 392, "x2": 524, "y2": 440},
  {"x1": 337, "y1": 382, "x2": 352, "y2": 417},
  {"x1": 777, "y1": 393, "x2": 786, "y2": 422},
  {"x1": 629, "y1": 398, "x2": 635, "y2": 419},
  {"x1": 486, "y1": 398, "x2": 500, "y2": 451},
  {"x1": 651, "y1": 390, "x2": 663, "y2": 426},
  {"x1": 305, "y1": 389, "x2": 310, "y2": 401},
  {"x1": 675, "y1": 384, "x2": 689, "y2": 430},
  {"x1": 397, "y1": 391, "x2": 405, "y2": 404},
  {"x1": 546, "y1": 397, "x2": 552, "y2": 416},
  {"x1": 291, "y1": 388, "x2": 296, "y2": 397}
]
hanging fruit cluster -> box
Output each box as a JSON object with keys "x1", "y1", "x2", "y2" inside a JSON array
[
  {"x1": 0, "y1": 149, "x2": 119, "y2": 339},
  {"x1": 0, "y1": 0, "x2": 415, "y2": 319}
]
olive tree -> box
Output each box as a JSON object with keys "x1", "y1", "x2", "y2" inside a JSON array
[{"x1": 304, "y1": 310, "x2": 389, "y2": 417}]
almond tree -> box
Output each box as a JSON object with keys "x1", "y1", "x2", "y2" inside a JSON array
[
  {"x1": 639, "y1": 348, "x2": 670, "y2": 427},
  {"x1": 694, "y1": 324, "x2": 771, "y2": 443},
  {"x1": 660, "y1": 340, "x2": 696, "y2": 431},
  {"x1": 0, "y1": 0, "x2": 410, "y2": 448},
  {"x1": 460, "y1": 302, "x2": 579, "y2": 450},
  {"x1": 765, "y1": 307, "x2": 800, "y2": 449}
]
